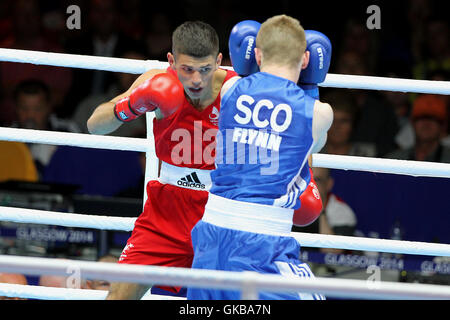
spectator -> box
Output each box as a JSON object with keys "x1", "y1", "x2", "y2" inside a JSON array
[
  {"x1": 117, "y1": 0, "x2": 146, "y2": 42},
  {"x1": 0, "y1": 0, "x2": 72, "y2": 126},
  {"x1": 144, "y1": 12, "x2": 173, "y2": 61},
  {"x1": 320, "y1": 90, "x2": 377, "y2": 157},
  {"x1": 338, "y1": 19, "x2": 379, "y2": 75},
  {"x1": 64, "y1": 0, "x2": 143, "y2": 117},
  {"x1": 292, "y1": 167, "x2": 357, "y2": 255},
  {"x1": 39, "y1": 2, "x2": 69, "y2": 47},
  {"x1": 0, "y1": 272, "x2": 28, "y2": 300},
  {"x1": 334, "y1": 51, "x2": 399, "y2": 156},
  {"x1": 380, "y1": 69, "x2": 414, "y2": 150},
  {"x1": 38, "y1": 275, "x2": 68, "y2": 288},
  {"x1": 314, "y1": 167, "x2": 357, "y2": 239},
  {"x1": 385, "y1": 94, "x2": 450, "y2": 163},
  {"x1": 11, "y1": 79, "x2": 80, "y2": 178},
  {"x1": 413, "y1": 17, "x2": 450, "y2": 80},
  {"x1": 427, "y1": 69, "x2": 450, "y2": 140},
  {"x1": 406, "y1": 0, "x2": 432, "y2": 64},
  {"x1": 72, "y1": 49, "x2": 146, "y2": 137},
  {"x1": 395, "y1": 69, "x2": 450, "y2": 149}
]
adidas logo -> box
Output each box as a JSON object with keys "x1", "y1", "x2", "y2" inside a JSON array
[{"x1": 177, "y1": 172, "x2": 206, "y2": 189}]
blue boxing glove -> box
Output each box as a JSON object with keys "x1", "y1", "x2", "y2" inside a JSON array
[
  {"x1": 228, "y1": 20, "x2": 261, "y2": 76},
  {"x1": 299, "y1": 30, "x2": 332, "y2": 99}
]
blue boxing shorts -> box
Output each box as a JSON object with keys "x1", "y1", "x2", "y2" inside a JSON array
[{"x1": 187, "y1": 194, "x2": 325, "y2": 300}]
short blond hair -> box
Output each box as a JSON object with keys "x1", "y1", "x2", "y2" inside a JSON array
[{"x1": 256, "y1": 15, "x2": 306, "y2": 68}]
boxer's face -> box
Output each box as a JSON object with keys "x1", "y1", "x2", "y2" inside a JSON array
[{"x1": 168, "y1": 53, "x2": 222, "y2": 100}]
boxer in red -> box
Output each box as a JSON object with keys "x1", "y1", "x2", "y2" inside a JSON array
[
  {"x1": 87, "y1": 20, "x2": 322, "y2": 300},
  {"x1": 88, "y1": 21, "x2": 236, "y2": 300}
]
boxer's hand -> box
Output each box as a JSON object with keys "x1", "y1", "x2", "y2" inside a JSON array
[
  {"x1": 293, "y1": 169, "x2": 323, "y2": 226},
  {"x1": 299, "y1": 30, "x2": 332, "y2": 99},
  {"x1": 228, "y1": 20, "x2": 261, "y2": 76},
  {"x1": 114, "y1": 72, "x2": 184, "y2": 122}
]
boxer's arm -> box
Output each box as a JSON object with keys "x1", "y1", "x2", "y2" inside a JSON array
[
  {"x1": 299, "y1": 30, "x2": 332, "y2": 100},
  {"x1": 312, "y1": 100, "x2": 333, "y2": 153},
  {"x1": 228, "y1": 20, "x2": 261, "y2": 76},
  {"x1": 87, "y1": 69, "x2": 164, "y2": 135},
  {"x1": 220, "y1": 76, "x2": 241, "y2": 97}
]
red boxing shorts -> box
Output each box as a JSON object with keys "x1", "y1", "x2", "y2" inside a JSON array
[{"x1": 118, "y1": 179, "x2": 208, "y2": 293}]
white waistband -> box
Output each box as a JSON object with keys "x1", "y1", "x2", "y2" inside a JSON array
[
  {"x1": 202, "y1": 193, "x2": 294, "y2": 236},
  {"x1": 158, "y1": 161, "x2": 212, "y2": 191}
]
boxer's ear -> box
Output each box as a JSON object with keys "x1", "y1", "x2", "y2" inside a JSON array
[
  {"x1": 301, "y1": 51, "x2": 310, "y2": 70},
  {"x1": 167, "y1": 52, "x2": 175, "y2": 67},
  {"x1": 255, "y1": 48, "x2": 262, "y2": 67}
]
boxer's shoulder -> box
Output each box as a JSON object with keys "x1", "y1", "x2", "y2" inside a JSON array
[
  {"x1": 131, "y1": 69, "x2": 166, "y2": 90},
  {"x1": 212, "y1": 68, "x2": 230, "y2": 95}
]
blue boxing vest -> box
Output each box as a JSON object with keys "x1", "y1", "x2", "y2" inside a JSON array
[{"x1": 211, "y1": 72, "x2": 315, "y2": 209}]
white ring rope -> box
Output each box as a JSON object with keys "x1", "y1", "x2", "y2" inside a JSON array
[
  {"x1": 0, "y1": 127, "x2": 149, "y2": 153},
  {"x1": 0, "y1": 206, "x2": 136, "y2": 231},
  {"x1": 1, "y1": 47, "x2": 450, "y2": 95},
  {"x1": 291, "y1": 232, "x2": 450, "y2": 257},
  {"x1": 321, "y1": 73, "x2": 450, "y2": 95},
  {"x1": 1, "y1": 206, "x2": 449, "y2": 257},
  {"x1": 312, "y1": 153, "x2": 450, "y2": 178},
  {"x1": 0, "y1": 283, "x2": 184, "y2": 300},
  {"x1": 1, "y1": 127, "x2": 450, "y2": 178},
  {"x1": 0, "y1": 48, "x2": 163, "y2": 74},
  {"x1": 0, "y1": 283, "x2": 107, "y2": 300},
  {"x1": 0, "y1": 255, "x2": 449, "y2": 300}
]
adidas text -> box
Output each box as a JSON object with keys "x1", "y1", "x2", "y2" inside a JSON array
[{"x1": 177, "y1": 180, "x2": 206, "y2": 189}]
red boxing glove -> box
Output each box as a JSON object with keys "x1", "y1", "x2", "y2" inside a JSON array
[
  {"x1": 114, "y1": 72, "x2": 184, "y2": 122},
  {"x1": 293, "y1": 170, "x2": 323, "y2": 226}
]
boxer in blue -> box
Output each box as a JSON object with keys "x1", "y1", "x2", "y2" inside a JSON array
[{"x1": 187, "y1": 15, "x2": 333, "y2": 300}]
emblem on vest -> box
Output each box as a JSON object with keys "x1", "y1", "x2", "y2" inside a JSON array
[{"x1": 209, "y1": 106, "x2": 219, "y2": 125}]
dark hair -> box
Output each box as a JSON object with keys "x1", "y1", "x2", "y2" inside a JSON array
[
  {"x1": 172, "y1": 21, "x2": 219, "y2": 58},
  {"x1": 322, "y1": 89, "x2": 359, "y2": 123},
  {"x1": 13, "y1": 79, "x2": 50, "y2": 102}
]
